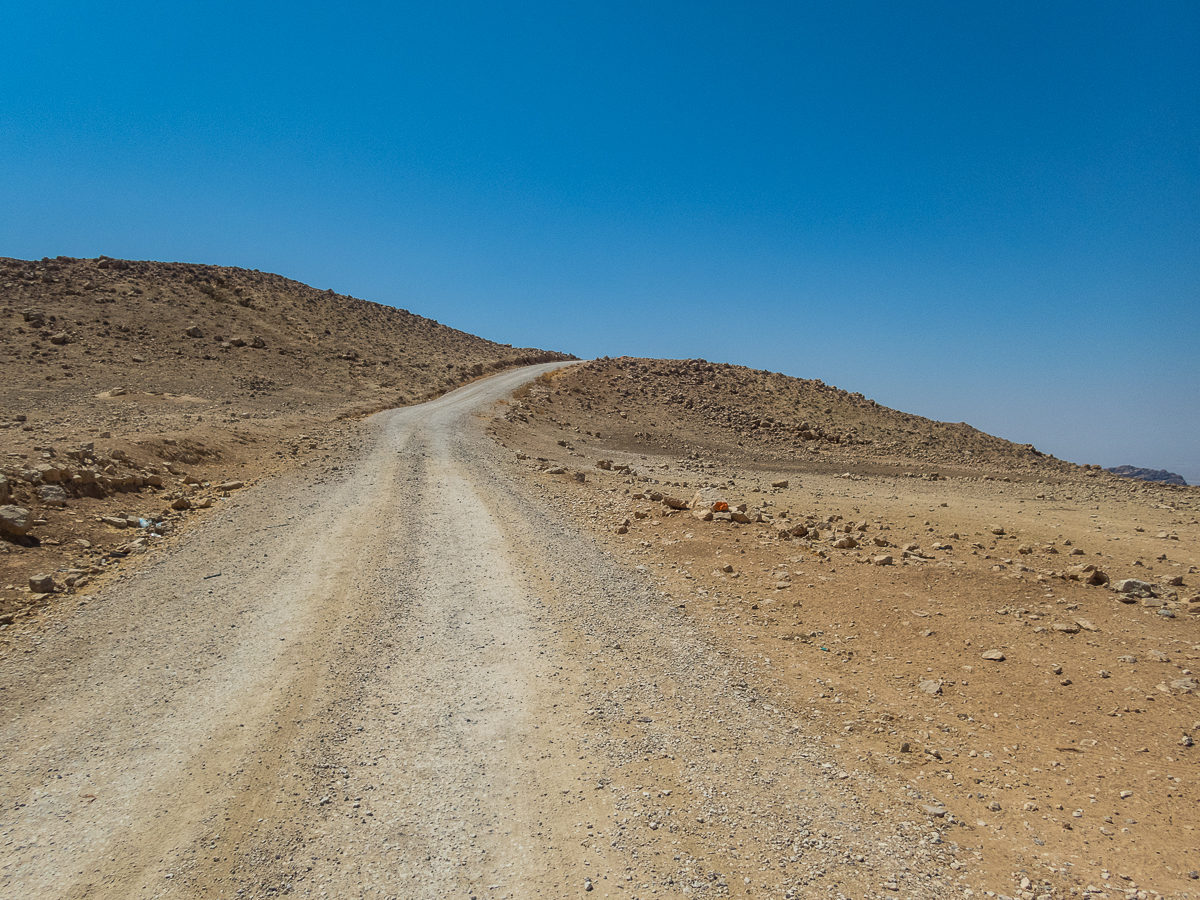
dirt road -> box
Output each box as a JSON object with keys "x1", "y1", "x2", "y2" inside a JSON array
[{"x1": 1, "y1": 366, "x2": 967, "y2": 900}]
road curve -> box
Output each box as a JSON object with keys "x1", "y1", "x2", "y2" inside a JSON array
[{"x1": 1, "y1": 363, "x2": 959, "y2": 900}]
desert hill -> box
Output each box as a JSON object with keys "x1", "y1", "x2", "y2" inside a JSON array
[
  {"x1": 0, "y1": 254, "x2": 572, "y2": 621},
  {"x1": 500, "y1": 356, "x2": 1106, "y2": 480}
]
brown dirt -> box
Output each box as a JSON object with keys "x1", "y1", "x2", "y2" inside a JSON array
[
  {"x1": 490, "y1": 357, "x2": 1200, "y2": 899},
  {"x1": 0, "y1": 254, "x2": 572, "y2": 623}
]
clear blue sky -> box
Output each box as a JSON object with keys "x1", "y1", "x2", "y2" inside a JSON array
[{"x1": 3, "y1": 2, "x2": 1198, "y2": 480}]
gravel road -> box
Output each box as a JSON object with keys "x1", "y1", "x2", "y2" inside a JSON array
[{"x1": 1, "y1": 365, "x2": 967, "y2": 900}]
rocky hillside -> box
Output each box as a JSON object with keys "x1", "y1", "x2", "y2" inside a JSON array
[
  {"x1": 1107, "y1": 465, "x2": 1188, "y2": 486},
  {"x1": 0, "y1": 255, "x2": 571, "y2": 418},
  {"x1": 501, "y1": 356, "x2": 1109, "y2": 481},
  {"x1": 0, "y1": 254, "x2": 573, "y2": 621}
]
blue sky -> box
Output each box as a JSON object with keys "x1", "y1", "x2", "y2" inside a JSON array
[{"x1": 3, "y1": 2, "x2": 1198, "y2": 480}]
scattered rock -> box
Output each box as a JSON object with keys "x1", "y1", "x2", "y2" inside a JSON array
[
  {"x1": 29, "y1": 573, "x2": 55, "y2": 593},
  {"x1": 35, "y1": 484, "x2": 68, "y2": 507},
  {"x1": 1114, "y1": 578, "x2": 1154, "y2": 594},
  {"x1": 918, "y1": 679, "x2": 942, "y2": 696},
  {"x1": 1068, "y1": 564, "x2": 1109, "y2": 586},
  {"x1": 872, "y1": 554, "x2": 894, "y2": 566},
  {"x1": 981, "y1": 649, "x2": 1006, "y2": 661},
  {"x1": 0, "y1": 505, "x2": 33, "y2": 538},
  {"x1": 184, "y1": 325, "x2": 203, "y2": 338},
  {"x1": 771, "y1": 479, "x2": 789, "y2": 488}
]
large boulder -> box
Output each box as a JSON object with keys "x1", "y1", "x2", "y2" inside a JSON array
[{"x1": 0, "y1": 505, "x2": 33, "y2": 538}]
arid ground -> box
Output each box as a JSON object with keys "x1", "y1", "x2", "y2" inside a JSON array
[{"x1": 2, "y1": 259, "x2": 1196, "y2": 900}]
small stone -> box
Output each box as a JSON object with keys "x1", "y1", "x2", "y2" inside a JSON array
[
  {"x1": 981, "y1": 649, "x2": 1006, "y2": 661},
  {"x1": 918, "y1": 679, "x2": 943, "y2": 696},
  {"x1": 36, "y1": 484, "x2": 68, "y2": 507},
  {"x1": 872, "y1": 554, "x2": 894, "y2": 567},
  {"x1": 1114, "y1": 578, "x2": 1154, "y2": 594},
  {"x1": 216, "y1": 481, "x2": 244, "y2": 491},
  {"x1": 771, "y1": 479, "x2": 789, "y2": 488},
  {"x1": 184, "y1": 325, "x2": 203, "y2": 338},
  {"x1": 0, "y1": 505, "x2": 33, "y2": 537},
  {"x1": 29, "y1": 573, "x2": 55, "y2": 593},
  {"x1": 990, "y1": 525, "x2": 1006, "y2": 535}
]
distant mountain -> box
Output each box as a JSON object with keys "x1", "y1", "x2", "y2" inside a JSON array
[{"x1": 1105, "y1": 465, "x2": 1188, "y2": 486}]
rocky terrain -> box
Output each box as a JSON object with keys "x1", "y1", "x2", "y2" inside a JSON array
[
  {"x1": 0, "y1": 254, "x2": 572, "y2": 622},
  {"x1": 3, "y1": 269, "x2": 1198, "y2": 900},
  {"x1": 1107, "y1": 467, "x2": 1189, "y2": 488},
  {"x1": 490, "y1": 357, "x2": 1200, "y2": 899}
]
